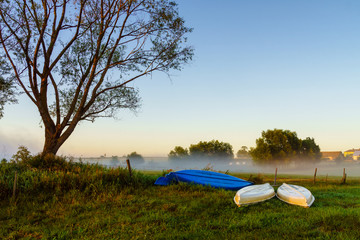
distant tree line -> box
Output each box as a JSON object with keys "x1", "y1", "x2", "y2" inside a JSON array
[
  {"x1": 169, "y1": 140, "x2": 234, "y2": 160},
  {"x1": 249, "y1": 129, "x2": 321, "y2": 165}
]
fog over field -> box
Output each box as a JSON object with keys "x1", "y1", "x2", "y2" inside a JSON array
[{"x1": 76, "y1": 157, "x2": 360, "y2": 177}]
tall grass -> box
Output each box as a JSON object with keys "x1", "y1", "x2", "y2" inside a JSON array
[{"x1": 0, "y1": 156, "x2": 156, "y2": 200}]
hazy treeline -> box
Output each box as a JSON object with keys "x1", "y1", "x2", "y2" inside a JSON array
[
  {"x1": 168, "y1": 140, "x2": 234, "y2": 161},
  {"x1": 167, "y1": 129, "x2": 323, "y2": 165}
]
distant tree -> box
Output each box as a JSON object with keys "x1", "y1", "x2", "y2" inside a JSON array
[
  {"x1": 299, "y1": 137, "x2": 321, "y2": 161},
  {"x1": 168, "y1": 146, "x2": 189, "y2": 160},
  {"x1": 169, "y1": 140, "x2": 234, "y2": 160},
  {"x1": 250, "y1": 129, "x2": 301, "y2": 164},
  {"x1": 250, "y1": 129, "x2": 322, "y2": 165},
  {"x1": 249, "y1": 138, "x2": 272, "y2": 164},
  {"x1": 127, "y1": 152, "x2": 144, "y2": 163},
  {"x1": 189, "y1": 140, "x2": 234, "y2": 160},
  {"x1": 236, "y1": 146, "x2": 249, "y2": 158}
]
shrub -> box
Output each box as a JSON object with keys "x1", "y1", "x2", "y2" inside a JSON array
[
  {"x1": 11, "y1": 145, "x2": 32, "y2": 163},
  {"x1": 11, "y1": 146, "x2": 71, "y2": 171}
]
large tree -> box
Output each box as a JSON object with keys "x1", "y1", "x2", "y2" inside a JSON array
[
  {"x1": 250, "y1": 129, "x2": 301, "y2": 164},
  {"x1": 250, "y1": 129, "x2": 321, "y2": 164},
  {"x1": 0, "y1": 0, "x2": 193, "y2": 156}
]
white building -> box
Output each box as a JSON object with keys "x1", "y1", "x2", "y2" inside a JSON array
[{"x1": 353, "y1": 151, "x2": 360, "y2": 161}]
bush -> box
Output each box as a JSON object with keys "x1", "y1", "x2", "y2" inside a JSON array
[{"x1": 11, "y1": 146, "x2": 71, "y2": 171}]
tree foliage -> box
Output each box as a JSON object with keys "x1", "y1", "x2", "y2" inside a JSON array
[
  {"x1": 0, "y1": 76, "x2": 17, "y2": 119},
  {"x1": 250, "y1": 129, "x2": 321, "y2": 164},
  {"x1": 300, "y1": 137, "x2": 321, "y2": 160},
  {"x1": 0, "y1": 59, "x2": 17, "y2": 118},
  {"x1": 169, "y1": 140, "x2": 234, "y2": 160},
  {"x1": 168, "y1": 146, "x2": 189, "y2": 160},
  {"x1": 0, "y1": 0, "x2": 193, "y2": 155},
  {"x1": 189, "y1": 140, "x2": 234, "y2": 160},
  {"x1": 236, "y1": 146, "x2": 249, "y2": 158}
]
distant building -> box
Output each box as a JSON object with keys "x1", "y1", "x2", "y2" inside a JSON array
[
  {"x1": 344, "y1": 148, "x2": 360, "y2": 158},
  {"x1": 353, "y1": 151, "x2": 360, "y2": 161},
  {"x1": 344, "y1": 148, "x2": 360, "y2": 157},
  {"x1": 321, "y1": 151, "x2": 344, "y2": 161}
]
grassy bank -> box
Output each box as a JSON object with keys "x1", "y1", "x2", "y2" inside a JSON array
[{"x1": 1, "y1": 161, "x2": 360, "y2": 239}]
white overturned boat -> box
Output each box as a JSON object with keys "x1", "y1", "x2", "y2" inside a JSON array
[
  {"x1": 276, "y1": 183, "x2": 315, "y2": 208},
  {"x1": 234, "y1": 183, "x2": 275, "y2": 206}
]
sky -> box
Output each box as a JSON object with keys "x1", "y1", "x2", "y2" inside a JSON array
[{"x1": 1, "y1": 0, "x2": 360, "y2": 159}]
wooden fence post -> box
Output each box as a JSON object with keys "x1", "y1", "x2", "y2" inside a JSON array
[
  {"x1": 341, "y1": 168, "x2": 346, "y2": 184},
  {"x1": 313, "y1": 168, "x2": 317, "y2": 184},
  {"x1": 126, "y1": 159, "x2": 132, "y2": 178},
  {"x1": 12, "y1": 171, "x2": 18, "y2": 199},
  {"x1": 273, "y1": 168, "x2": 278, "y2": 186}
]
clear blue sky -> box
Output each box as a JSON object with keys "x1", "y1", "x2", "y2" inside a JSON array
[{"x1": 1, "y1": 0, "x2": 360, "y2": 158}]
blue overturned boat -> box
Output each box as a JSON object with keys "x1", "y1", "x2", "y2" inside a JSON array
[{"x1": 154, "y1": 170, "x2": 253, "y2": 191}]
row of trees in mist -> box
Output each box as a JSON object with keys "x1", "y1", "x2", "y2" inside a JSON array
[
  {"x1": 110, "y1": 152, "x2": 145, "y2": 164},
  {"x1": 168, "y1": 140, "x2": 234, "y2": 160},
  {"x1": 168, "y1": 129, "x2": 321, "y2": 165}
]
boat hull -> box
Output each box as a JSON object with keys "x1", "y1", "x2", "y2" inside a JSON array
[
  {"x1": 154, "y1": 170, "x2": 253, "y2": 190},
  {"x1": 234, "y1": 183, "x2": 275, "y2": 206},
  {"x1": 276, "y1": 183, "x2": 315, "y2": 208}
]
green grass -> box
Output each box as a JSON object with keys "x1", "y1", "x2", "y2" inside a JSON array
[{"x1": 1, "y1": 162, "x2": 359, "y2": 239}]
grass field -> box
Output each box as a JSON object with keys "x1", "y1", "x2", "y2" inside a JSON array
[{"x1": 1, "y1": 160, "x2": 359, "y2": 239}]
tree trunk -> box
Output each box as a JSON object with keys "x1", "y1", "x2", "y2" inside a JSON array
[
  {"x1": 42, "y1": 119, "x2": 79, "y2": 157},
  {"x1": 42, "y1": 132, "x2": 62, "y2": 156}
]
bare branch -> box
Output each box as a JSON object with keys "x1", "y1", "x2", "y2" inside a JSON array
[
  {"x1": 49, "y1": 72, "x2": 61, "y2": 125},
  {"x1": 0, "y1": 31, "x2": 36, "y2": 104}
]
